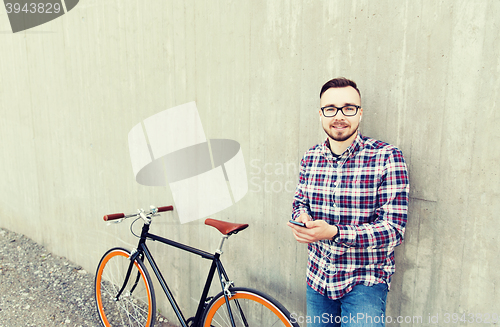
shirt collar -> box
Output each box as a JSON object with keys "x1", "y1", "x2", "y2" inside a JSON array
[{"x1": 323, "y1": 133, "x2": 364, "y2": 159}]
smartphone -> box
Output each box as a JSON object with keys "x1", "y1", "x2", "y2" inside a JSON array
[{"x1": 289, "y1": 219, "x2": 306, "y2": 228}]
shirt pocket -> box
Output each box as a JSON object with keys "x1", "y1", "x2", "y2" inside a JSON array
[
  {"x1": 305, "y1": 173, "x2": 334, "y2": 208},
  {"x1": 338, "y1": 178, "x2": 379, "y2": 224}
]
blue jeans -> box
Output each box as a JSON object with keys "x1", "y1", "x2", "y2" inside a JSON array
[{"x1": 306, "y1": 283, "x2": 388, "y2": 327}]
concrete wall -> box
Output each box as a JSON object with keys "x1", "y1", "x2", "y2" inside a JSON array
[{"x1": 1, "y1": 1, "x2": 499, "y2": 325}]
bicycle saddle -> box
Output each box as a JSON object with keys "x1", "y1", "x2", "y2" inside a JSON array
[{"x1": 205, "y1": 218, "x2": 249, "y2": 235}]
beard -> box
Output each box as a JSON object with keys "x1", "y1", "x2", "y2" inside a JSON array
[{"x1": 323, "y1": 121, "x2": 359, "y2": 142}]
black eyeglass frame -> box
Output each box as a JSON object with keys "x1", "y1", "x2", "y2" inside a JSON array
[{"x1": 320, "y1": 105, "x2": 361, "y2": 117}]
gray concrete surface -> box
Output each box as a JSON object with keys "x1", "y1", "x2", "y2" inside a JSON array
[{"x1": 1, "y1": 1, "x2": 499, "y2": 326}]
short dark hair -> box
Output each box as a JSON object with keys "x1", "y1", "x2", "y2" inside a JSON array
[{"x1": 320, "y1": 77, "x2": 361, "y2": 99}]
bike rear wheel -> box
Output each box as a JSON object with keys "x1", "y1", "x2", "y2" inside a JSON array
[
  {"x1": 201, "y1": 287, "x2": 299, "y2": 327},
  {"x1": 95, "y1": 247, "x2": 156, "y2": 327}
]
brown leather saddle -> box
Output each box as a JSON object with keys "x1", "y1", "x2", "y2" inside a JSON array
[{"x1": 205, "y1": 218, "x2": 249, "y2": 235}]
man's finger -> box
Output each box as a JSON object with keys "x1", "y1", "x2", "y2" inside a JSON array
[
  {"x1": 292, "y1": 230, "x2": 313, "y2": 243},
  {"x1": 294, "y1": 231, "x2": 315, "y2": 243}
]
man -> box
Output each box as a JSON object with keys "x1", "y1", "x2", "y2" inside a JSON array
[{"x1": 288, "y1": 77, "x2": 409, "y2": 327}]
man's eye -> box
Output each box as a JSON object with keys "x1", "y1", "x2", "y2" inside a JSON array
[{"x1": 344, "y1": 106, "x2": 356, "y2": 112}]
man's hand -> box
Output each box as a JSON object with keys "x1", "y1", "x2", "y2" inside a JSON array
[{"x1": 287, "y1": 214, "x2": 338, "y2": 244}]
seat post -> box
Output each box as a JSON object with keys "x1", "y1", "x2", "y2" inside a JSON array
[{"x1": 216, "y1": 234, "x2": 230, "y2": 254}]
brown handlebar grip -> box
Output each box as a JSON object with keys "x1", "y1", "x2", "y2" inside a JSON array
[
  {"x1": 158, "y1": 205, "x2": 174, "y2": 212},
  {"x1": 103, "y1": 213, "x2": 125, "y2": 221}
]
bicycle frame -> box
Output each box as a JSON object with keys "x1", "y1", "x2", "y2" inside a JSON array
[{"x1": 116, "y1": 221, "x2": 238, "y2": 327}]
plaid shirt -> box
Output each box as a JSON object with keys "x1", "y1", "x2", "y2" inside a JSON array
[{"x1": 292, "y1": 134, "x2": 409, "y2": 300}]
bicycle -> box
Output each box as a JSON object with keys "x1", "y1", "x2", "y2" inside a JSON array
[{"x1": 94, "y1": 205, "x2": 300, "y2": 327}]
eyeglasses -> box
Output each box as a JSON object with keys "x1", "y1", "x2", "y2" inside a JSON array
[{"x1": 320, "y1": 105, "x2": 360, "y2": 117}]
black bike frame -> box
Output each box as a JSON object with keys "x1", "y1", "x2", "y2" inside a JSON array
[{"x1": 117, "y1": 222, "x2": 237, "y2": 327}]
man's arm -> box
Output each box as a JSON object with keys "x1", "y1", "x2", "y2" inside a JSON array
[
  {"x1": 289, "y1": 154, "x2": 341, "y2": 243},
  {"x1": 336, "y1": 149, "x2": 409, "y2": 249},
  {"x1": 289, "y1": 156, "x2": 319, "y2": 242},
  {"x1": 291, "y1": 157, "x2": 311, "y2": 220}
]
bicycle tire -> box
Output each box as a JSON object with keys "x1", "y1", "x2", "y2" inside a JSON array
[
  {"x1": 95, "y1": 247, "x2": 156, "y2": 327},
  {"x1": 201, "y1": 287, "x2": 300, "y2": 327}
]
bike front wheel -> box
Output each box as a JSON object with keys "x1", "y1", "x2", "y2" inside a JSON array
[
  {"x1": 201, "y1": 287, "x2": 299, "y2": 327},
  {"x1": 95, "y1": 247, "x2": 156, "y2": 327}
]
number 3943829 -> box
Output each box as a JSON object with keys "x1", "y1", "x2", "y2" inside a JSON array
[{"x1": 5, "y1": 3, "x2": 62, "y2": 14}]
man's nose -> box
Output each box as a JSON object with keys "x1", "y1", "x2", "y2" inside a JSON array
[{"x1": 335, "y1": 109, "x2": 347, "y2": 118}]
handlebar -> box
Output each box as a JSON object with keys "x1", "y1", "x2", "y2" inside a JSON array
[
  {"x1": 103, "y1": 205, "x2": 174, "y2": 222},
  {"x1": 158, "y1": 205, "x2": 174, "y2": 212},
  {"x1": 103, "y1": 213, "x2": 125, "y2": 221}
]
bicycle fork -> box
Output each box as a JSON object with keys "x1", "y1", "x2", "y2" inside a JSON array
[{"x1": 113, "y1": 249, "x2": 142, "y2": 301}]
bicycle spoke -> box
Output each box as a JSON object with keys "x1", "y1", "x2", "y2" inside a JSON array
[{"x1": 213, "y1": 306, "x2": 229, "y2": 327}]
